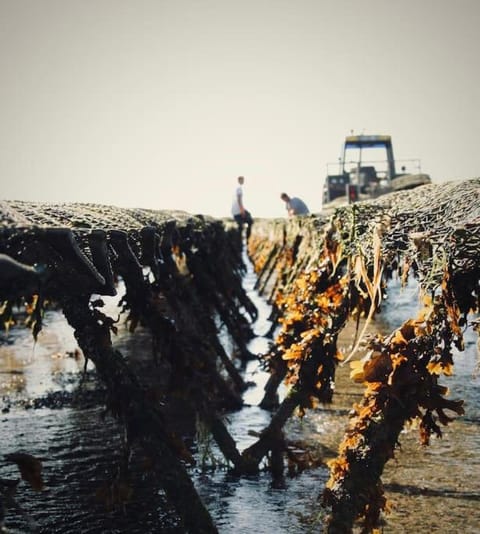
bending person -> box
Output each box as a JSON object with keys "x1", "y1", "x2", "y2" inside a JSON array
[{"x1": 280, "y1": 192, "x2": 309, "y2": 217}]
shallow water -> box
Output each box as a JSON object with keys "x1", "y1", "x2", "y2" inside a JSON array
[{"x1": 0, "y1": 262, "x2": 479, "y2": 533}]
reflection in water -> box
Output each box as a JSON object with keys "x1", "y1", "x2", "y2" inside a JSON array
[{"x1": 0, "y1": 309, "x2": 87, "y2": 399}]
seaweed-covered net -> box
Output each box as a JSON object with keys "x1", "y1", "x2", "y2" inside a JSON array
[
  {"x1": 0, "y1": 199, "x2": 196, "y2": 229},
  {"x1": 0, "y1": 199, "x2": 253, "y2": 532},
  {"x1": 248, "y1": 178, "x2": 480, "y2": 532},
  {"x1": 332, "y1": 179, "x2": 480, "y2": 289}
]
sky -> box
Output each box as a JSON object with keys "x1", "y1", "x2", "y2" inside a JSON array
[{"x1": 0, "y1": 0, "x2": 479, "y2": 219}]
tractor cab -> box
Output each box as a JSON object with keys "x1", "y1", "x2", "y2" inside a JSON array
[{"x1": 323, "y1": 134, "x2": 430, "y2": 208}]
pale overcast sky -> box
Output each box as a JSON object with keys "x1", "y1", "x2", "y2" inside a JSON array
[{"x1": 0, "y1": 0, "x2": 479, "y2": 218}]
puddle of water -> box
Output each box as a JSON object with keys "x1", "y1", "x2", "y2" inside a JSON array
[
  {"x1": 196, "y1": 468, "x2": 327, "y2": 534},
  {"x1": 0, "y1": 309, "x2": 89, "y2": 400}
]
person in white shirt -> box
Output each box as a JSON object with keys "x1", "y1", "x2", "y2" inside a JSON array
[{"x1": 231, "y1": 176, "x2": 253, "y2": 239}]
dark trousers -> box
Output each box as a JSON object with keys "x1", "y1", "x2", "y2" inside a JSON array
[{"x1": 234, "y1": 211, "x2": 253, "y2": 240}]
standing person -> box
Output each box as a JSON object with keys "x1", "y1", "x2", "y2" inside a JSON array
[
  {"x1": 280, "y1": 192, "x2": 310, "y2": 216},
  {"x1": 232, "y1": 176, "x2": 253, "y2": 239}
]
